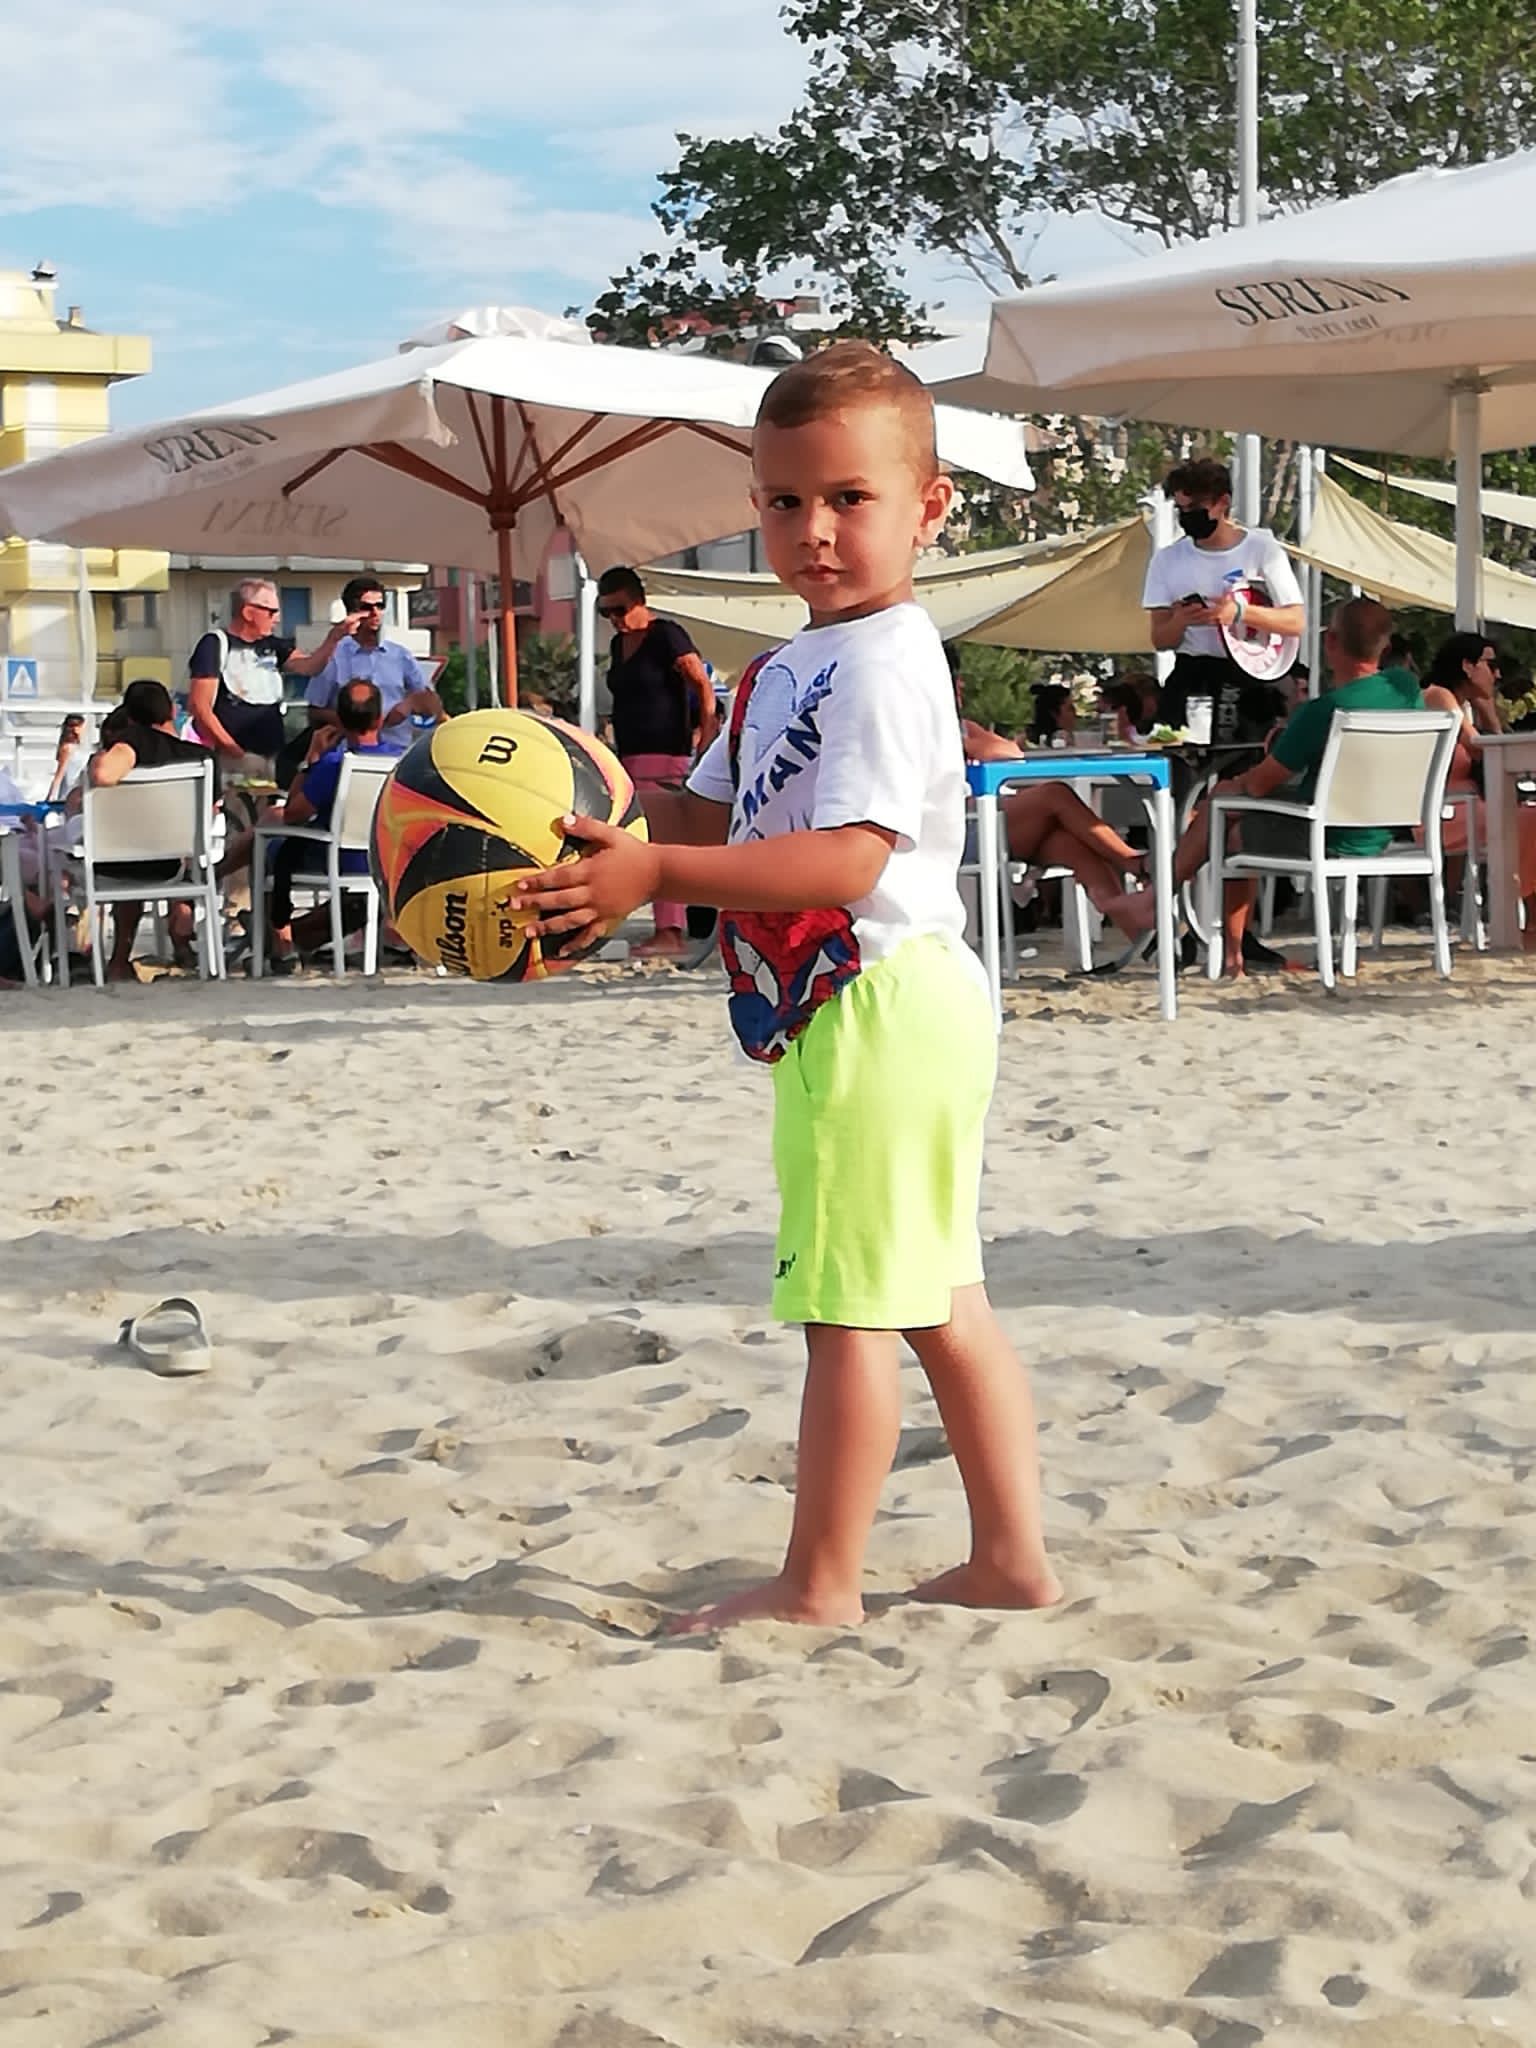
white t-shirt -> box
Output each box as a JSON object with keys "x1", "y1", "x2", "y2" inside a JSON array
[
  {"x1": 1142, "y1": 527, "x2": 1302, "y2": 659},
  {"x1": 687, "y1": 602, "x2": 982, "y2": 1059}
]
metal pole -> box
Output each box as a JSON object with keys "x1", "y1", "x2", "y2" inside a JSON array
[
  {"x1": 574, "y1": 552, "x2": 599, "y2": 732},
  {"x1": 1453, "y1": 382, "x2": 1483, "y2": 630},
  {"x1": 1234, "y1": 0, "x2": 1262, "y2": 528},
  {"x1": 1147, "y1": 491, "x2": 1177, "y2": 685},
  {"x1": 1297, "y1": 444, "x2": 1324, "y2": 697},
  {"x1": 462, "y1": 573, "x2": 479, "y2": 711}
]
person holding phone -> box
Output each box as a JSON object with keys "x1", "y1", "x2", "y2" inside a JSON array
[{"x1": 1143, "y1": 457, "x2": 1305, "y2": 745}]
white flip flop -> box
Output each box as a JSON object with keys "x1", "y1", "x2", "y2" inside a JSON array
[{"x1": 119, "y1": 1297, "x2": 213, "y2": 1376}]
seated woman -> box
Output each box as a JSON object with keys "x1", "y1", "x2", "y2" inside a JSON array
[
  {"x1": 1102, "y1": 673, "x2": 1159, "y2": 743},
  {"x1": 942, "y1": 647, "x2": 1146, "y2": 942},
  {"x1": 962, "y1": 719, "x2": 1148, "y2": 941},
  {"x1": 87, "y1": 681, "x2": 217, "y2": 980},
  {"x1": 1421, "y1": 630, "x2": 1536, "y2": 946}
]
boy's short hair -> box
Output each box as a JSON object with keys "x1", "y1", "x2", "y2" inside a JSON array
[
  {"x1": 755, "y1": 341, "x2": 939, "y2": 480},
  {"x1": 1165, "y1": 456, "x2": 1232, "y2": 503}
]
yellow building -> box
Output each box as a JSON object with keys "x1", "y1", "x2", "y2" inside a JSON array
[{"x1": 0, "y1": 263, "x2": 170, "y2": 708}]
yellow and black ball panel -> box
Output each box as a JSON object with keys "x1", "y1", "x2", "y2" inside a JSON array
[
  {"x1": 370, "y1": 709, "x2": 650, "y2": 981},
  {"x1": 388, "y1": 829, "x2": 538, "y2": 980}
]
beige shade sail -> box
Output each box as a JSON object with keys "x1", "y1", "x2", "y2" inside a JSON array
[
  {"x1": 1292, "y1": 473, "x2": 1536, "y2": 629},
  {"x1": 1332, "y1": 455, "x2": 1536, "y2": 533},
  {"x1": 646, "y1": 519, "x2": 1156, "y2": 673}
]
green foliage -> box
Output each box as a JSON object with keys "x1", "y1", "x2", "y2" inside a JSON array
[
  {"x1": 594, "y1": 0, "x2": 1536, "y2": 364},
  {"x1": 516, "y1": 631, "x2": 581, "y2": 720},
  {"x1": 953, "y1": 643, "x2": 1043, "y2": 735},
  {"x1": 434, "y1": 633, "x2": 581, "y2": 721},
  {"x1": 436, "y1": 647, "x2": 469, "y2": 718}
]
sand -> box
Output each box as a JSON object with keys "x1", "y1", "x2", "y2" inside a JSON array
[{"x1": 2, "y1": 949, "x2": 1534, "y2": 2047}]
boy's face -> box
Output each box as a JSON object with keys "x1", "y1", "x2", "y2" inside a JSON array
[{"x1": 751, "y1": 406, "x2": 954, "y2": 626}]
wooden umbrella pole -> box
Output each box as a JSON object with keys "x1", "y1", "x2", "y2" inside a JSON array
[
  {"x1": 490, "y1": 395, "x2": 519, "y2": 708},
  {"x1": 497, "y1": 522, "x2": 519, "y2": 707}
]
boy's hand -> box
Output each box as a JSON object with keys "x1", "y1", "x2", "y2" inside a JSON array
[{"x1": 515, "y1": 814, "x2": 661, "y2": 940}]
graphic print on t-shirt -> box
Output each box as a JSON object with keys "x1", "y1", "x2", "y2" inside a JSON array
[{"x1": 721, "y1": 654, "x2": 861, "y2": 1064}]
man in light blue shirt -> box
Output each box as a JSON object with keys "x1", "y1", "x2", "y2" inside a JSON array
[{"x1": 306, "y1": 574, "x2": 443, "y2": 753}]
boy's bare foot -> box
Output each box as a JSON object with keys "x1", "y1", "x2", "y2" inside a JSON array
[
  {"x1": 912, "y1": 1560, "x2": 1063, "y2": 1611},
  {"x1": 664, "y1": 1573, "x2": 864, "y2": 1635},
  {"x1": 634, "y1": 930, "x2": 689, "y2": 959}
]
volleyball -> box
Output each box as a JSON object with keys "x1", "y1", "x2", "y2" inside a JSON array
[{"x1": 370, "y1": 710, "x2": 648, "y2": 980}]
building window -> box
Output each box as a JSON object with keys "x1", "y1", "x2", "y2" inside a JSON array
[
  {"x1": 280, "y1": 587, "x2": 313, "y2": 635},
  {"x1": 111, "y1": 592, "x2": 160, "y2": 631}
]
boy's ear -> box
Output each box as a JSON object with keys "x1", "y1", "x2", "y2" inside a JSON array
[{"x1": 917, "y1": 471, "x2": 956, "y2": 544}]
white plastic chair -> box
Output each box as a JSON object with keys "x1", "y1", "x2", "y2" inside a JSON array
[
  {"x1": 250, "y1": 752, "x2": 394, "y2": 981},
  {"x1": 0, "y1": 827, "x2": 41, "y2": 987},
  {"x1": 63, "y1": 761, "x2": 224, "y2": 989},
  {"x1": 960, "y1": 798, "x2": 1098, "y2": 976},
  {"x1": 1206, "y1": 709, "x2": 1460, "y2": 988}
]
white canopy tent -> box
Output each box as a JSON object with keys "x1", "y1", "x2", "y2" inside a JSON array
[
  {"x1": 980, "y1": 150, "x2": 1536, "y2": 628},
  {"x1": 0, "y1": 323, "x2": 1033, "y2": 703}
]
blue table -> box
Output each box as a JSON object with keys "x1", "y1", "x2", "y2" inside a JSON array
[
  {"x1": 0, "y1": 802, "x2": 65, "y2": 988},
  {"x1": 967, "y1": 752, "x2": 1178, "y2": 1023}
]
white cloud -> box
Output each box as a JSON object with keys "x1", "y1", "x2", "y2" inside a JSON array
[
  {"x1": 0, "y1": 0, "x2": 811, "y2": 308},
  {"x1": 0, "y1": 4, "x2": 252, "y2": 218}
]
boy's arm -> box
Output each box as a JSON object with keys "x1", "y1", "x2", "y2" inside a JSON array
[
  {"x1": 643, "y1": 787, "x2": 731, "y2": 846},
  {"x1": 516, "y1": 818, "x2": 894, "y2": 942}
]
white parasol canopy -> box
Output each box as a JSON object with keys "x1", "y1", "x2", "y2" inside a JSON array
[
  {"x1": 982, "y1": 151, "x2": 1536, "y2": 625},
  {"x1": 0, "y1": 326, "x2": 1034, "y2": 701}
]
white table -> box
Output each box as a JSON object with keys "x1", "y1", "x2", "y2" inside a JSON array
[
  {"x1": 967, "y1": 752, "x2": 1179, "y2": 1022},
  {"x1": 1476, "y1": 733, "x2": 1536, "y2": 949}
]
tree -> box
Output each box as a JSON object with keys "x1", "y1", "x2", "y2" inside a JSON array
[{"x1": 593, "y1": 1, "x2": 1534, "y2": 346}]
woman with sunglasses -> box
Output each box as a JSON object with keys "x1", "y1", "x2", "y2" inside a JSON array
[
  {"x1": 597, "y1": 566, "x2": 720, "y2": 958},
  {"x1": 1422, "y1": 630, "x2": 1536, "y2": 945}
]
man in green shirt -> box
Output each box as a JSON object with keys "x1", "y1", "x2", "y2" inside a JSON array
[{"x1": 1109, "y1": 596, "x2": 1422, "y2": 971}]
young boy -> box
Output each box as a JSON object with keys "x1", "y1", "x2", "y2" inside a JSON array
[{"x1": 516, "y1": 343, "x2": 1059, "y2": 1632}]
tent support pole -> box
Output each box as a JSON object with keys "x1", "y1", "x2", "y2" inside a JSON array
[
  {"x1": 1234, "y1": 0, "x2": 1262, "y2": 529},
  {"x1": 575, "y1": 552, "x2": 598, "y2": 732},
  {"x1": 1453, "y1": 382, "x2": 1483, "y2": 631},
  {"x1": 1146, "y1": 491, "x2": 1177, "y2": 687},
  {"x1": 1299, "y1": 444, "x2": 1324, "y2": 698},
  {"x1": 463, "y1": 573, "x2": 479, "y2": 710}
]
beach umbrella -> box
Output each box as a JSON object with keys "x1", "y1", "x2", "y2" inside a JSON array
[
  {"x1": 0, "y1": 326, "x2": 1034, "y2": 703},
  {"x1": 980, "y1": 150, "x2": 1536, "y2": 627}
]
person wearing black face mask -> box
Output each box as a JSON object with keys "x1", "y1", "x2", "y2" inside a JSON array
[{"x1": 1143, "y1": 456, "x2": 1306, "y2": 746}]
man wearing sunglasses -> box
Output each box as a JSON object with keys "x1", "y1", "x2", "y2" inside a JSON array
[
  {"x1": 188, "y1": 576, "x2": 353, "y2": 774},
  {"x1": 304, "y1": 575, "x2": 442, "y2": 753}
]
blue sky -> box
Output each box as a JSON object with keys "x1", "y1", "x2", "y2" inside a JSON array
[{"x1": 2, "y1": 0, "x2": 1145, "y2": 429}]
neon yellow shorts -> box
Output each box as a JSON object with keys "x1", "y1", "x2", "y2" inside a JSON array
[{"x1": 770, "y1": 934, "x2": 996, "y2": 1330}]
